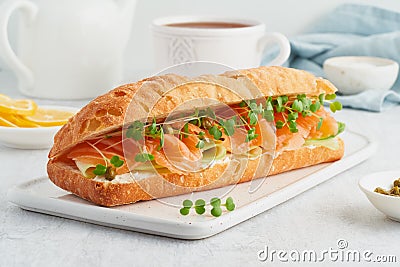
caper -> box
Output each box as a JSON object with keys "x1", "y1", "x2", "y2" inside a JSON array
[
  {"x1": 391, "y1": 186, "x2": 400, "y2": 195},
  {"x1": 374, "y1": 187, "x2": 389, "y2": 195},
  {"x1": 105, "y1": 167, "x2": 116, "y2": 181},
  {"x1": 375, "y1": 178, "x2": 400, "y2": 197}
]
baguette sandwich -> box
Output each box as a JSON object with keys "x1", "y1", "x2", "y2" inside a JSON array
[{"x1": 47, "y1": 66, "x2": 345, "y2": 206}]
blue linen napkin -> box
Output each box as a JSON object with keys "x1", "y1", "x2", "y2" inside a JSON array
[{"x1": 262, "y1": 4, "x2": 400, "y2": 112}]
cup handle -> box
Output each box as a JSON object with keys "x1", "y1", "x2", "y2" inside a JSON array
[
  {"x1": 0, "y1": 0, "x2": 37, "y2": 90},
  {"x1": 258, "y1": 32, "x2": 291, "y2": 66}
]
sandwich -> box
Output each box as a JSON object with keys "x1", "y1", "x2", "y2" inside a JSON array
[{"x1": 47, "y1": 66, "x2": 345, "y2": 206}]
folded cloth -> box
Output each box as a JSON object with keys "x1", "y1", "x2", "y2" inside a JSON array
[{"x1": 262, "y1": 4, "x2": 400, "y2": 112}]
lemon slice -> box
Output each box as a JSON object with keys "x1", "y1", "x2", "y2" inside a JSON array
[
  {"x1": 0, "y1": 97, "x2": 37, "y2": 116},
  {"x1": 24, "y1": 107, "x2": 74, "y2": 126},
  {"x1": 0, "y1": 116, "x2": 18, "y2": 127},
  {"x1": 0, "y1": 113, "x2": 39, "y2": 127}
]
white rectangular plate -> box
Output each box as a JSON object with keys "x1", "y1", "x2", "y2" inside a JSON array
[{"x1": 8, "y1": 130, "x2": 375, "y2": 239}]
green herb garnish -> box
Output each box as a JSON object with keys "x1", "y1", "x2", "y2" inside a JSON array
[
  {"x1": 245, "y1": 127, "x2": 258, "y2": 142},
  {"x1": 330, "y1": 101, "x2": 343, "y2": 113},
  {"x1": 126, "y1": 93, "x2": 343, "y2": 162},
  {"x1": 93, "y1": 164, "x2": 107, "y2": 176},
  {"x1": 126, "y1": 121, "x2": 144, "y2": 141},
  {"x1": 220, "y1": 117, "x2": 236, "y2": 136},
  {"x1": 196, "y1": 139, "x2": 205, "y2": 149},
  {"x1": 134, "y1": 153, "x2": 155, "y2": 163},
  {"x1": 110, "y1": 155, "x2": 124, "y2": 168},
  {"x1": 180, "y1": 197, "x2": 236, "y2": 217},
  {"x1": 208, "y1": 125, "x2": 222, "y2": 140}
]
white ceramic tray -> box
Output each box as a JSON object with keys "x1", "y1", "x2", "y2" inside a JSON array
[{"x1": 8, "y1": 130, "x2": 375, "y2": 240}]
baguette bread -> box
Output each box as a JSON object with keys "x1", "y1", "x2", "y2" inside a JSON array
[
  {"x1": 47, "y1": 66, "x2": 344, "y2": 206},
  {"x1": 48, "y1": 140, "x2": 343, "y2": 206}
]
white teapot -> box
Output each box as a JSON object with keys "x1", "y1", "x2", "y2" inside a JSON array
[{"x1": 0, "y1": 0, "x2": 136, "y2": 99}]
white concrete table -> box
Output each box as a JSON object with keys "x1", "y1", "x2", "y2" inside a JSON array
[{"x1": 0, "y1": 71, "x2": 399, "y2": 266}]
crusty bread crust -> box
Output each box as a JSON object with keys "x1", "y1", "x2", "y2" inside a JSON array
[
  {"x1": 49, "y1": 66, "x2": 337, "y2": 158},
  {"x1": 47, "y1": 139, "x2": 344, "y2": 207}
]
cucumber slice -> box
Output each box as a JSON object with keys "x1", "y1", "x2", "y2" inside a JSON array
[{"x1": 304, "y1": 137, "x2": 340, "y2": 150}]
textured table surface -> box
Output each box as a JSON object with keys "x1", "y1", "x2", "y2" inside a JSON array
[{"x1": 1, "y1": 71, "x2": 399, "y2": 267}]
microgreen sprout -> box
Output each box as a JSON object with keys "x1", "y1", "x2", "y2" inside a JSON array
[
  {"x1": 93, "y1": 164, "x2": 107, "y2": 176},
  {"x1": 208, "y1": 125, "x2": 222, "y2": 140},
  {"x1": 110, "y1": 155, "x2": 124, "y2": 168},
  {"x1": 180, "y1": 197, "x2": 236, "y2": 217},
  {"x1": 125, "y1": 93, "x2": 343, "y2": 163},
  {"x1": 330, "y1": 101, "x2": 343, "y2": 113},
  {"x1": 194, "y1": 199, "x2": 206, "y2": 215},
  {"x1": 245, "y1": 127, "x2": 258, "y2": 142},
  {"x1": 134, "y1": 153, "x2": 155, "y2": 163},
  {"x1": 126, "y1": 121, "x2": 144, "y2": 141}
]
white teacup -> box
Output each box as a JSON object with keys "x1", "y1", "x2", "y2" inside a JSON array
[
  {"x1": 0, "y1": 0, "x2": 136, "y2": 100},
  {"x1": 151, "y1": 16, "x2": 291, "y2": 70}
]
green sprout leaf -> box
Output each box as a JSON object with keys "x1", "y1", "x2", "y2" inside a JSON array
[
  {"x1": 210, "y1": 197, "x2": 221, "y2": 207},
  {"x1": 220, "y1": 118, "x2": 235, "y2": 136},
  {"x1": 276, "y1": 96, "x2": 283, "y2": 108},
  {"x1": 249, "y1": 112, "x2": 258, "y2": 125},
  {"x1": 211, "y1": 207, "x2": 222, "y2": 217},
  {"x1": 149, "y1": 118, "x2": 157, "y2": 135},
  {"x1": 126, "y1": 121, "x2": 144, "y2": 141},
  {"x1": 209, "y1": 125, "x2": 222, "y2": 140},
  {"x1": 158, "y1": 127, "x2": 164, "y2": 150},
  {"x1": 93, "y1": 164, "x2": 107, "y2": 176},
  {"x1": 110, "y1": 155, "x2": 124, "y2": 168},
  {"x1": 288, "y1": 120, "x2": 298, "y2": 133},
  {"x1": 301, "y1": 98, "x2": 312, "y2": 111},
  {"x1": 281, "y1": 95, "x2": 289, "y2": 104},
  {"x1": 292, "y1": 99, "x2": 303, "y2": 112},
  {"x1": 196, "y1": 139, "x2": 205, "y2": 149},
  {"x1": 134, "y1": 153, "x2": 155, "y2": 163},
  {"x1": 297, "y1": 94, "x2": 306, "y2": 100},
  {"x1": 245, "y1": 127, "x2": 259, "y2": 142},
  {"x1": 180, "y1": 207, "x2": 190, "y2": 216},
  {"x1": 225, "y1": 197, "x2": 236, "y2": 211},
  {"x1": 249, "y1": 102, "x2": 258, "y2": 111},
  {"x1": 287, "y1": 112, "x2": 298, "y2": 121},
  {"x1": 330, "y1": 101, "x2": 343, "y2": 113},
  {"x1": 206, "y1": 107, "x2": 216, "y2": 120},
  {"x1": 337, "y1": 122, "x2": 346, "y2": 135},
  {"x1": 182, "y1": 123, "x2": 189, "y2": 138},
  {"x1": 310, "y1": 101, "x2": 321, "y2": 113},
  {"x1": 276, "y1": 120, "x2": 284, "y2": 129},
  {"x1": 194, "y1": 199, "x2": 206, "y2": 214},
  {"x1": 195, "y1": 199, "x2": 206, "y2": 207},
  {"x1": 239, "y1": 100, "x2": 247, "y2": 107},
  {"x1": 182, "y1": 199, "x2": 193, "y2": 208},
  {"x1": 265, "y1": 100, "x2": 273, "y2": 111},
  {"x1": 325, "y1": 93, "x2": 337, "y2": 100},
  {"x1": 317, "y1": 117, "x2": 323, "y2": 131},
  {"x1": 318, "y1": 93, "x2": 325, "y2": 104},
  {"x1": 263, "y1": 110, "x2": 274, "y2": 122},
  {"x1": 195, "y1": 206, "x2": 206, "y2": 215},
  {"x1": 275, "y1": 105, "x2": 285, "y2": 113}
]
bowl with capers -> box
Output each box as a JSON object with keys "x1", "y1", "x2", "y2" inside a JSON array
[{"x1": 359, "y1": 170, "x2": 400, "y2": 222}]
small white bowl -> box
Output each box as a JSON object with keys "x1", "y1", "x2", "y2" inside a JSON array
[
  {"x1": 359, "y1": 170, "x2": 400, "y2": 222},
  {"x1": 323, "y1": 56, "x2": 399, "y2": 95},
  {"x1": 0, "y1": 105, "x2": 78, "y2": 150}
]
